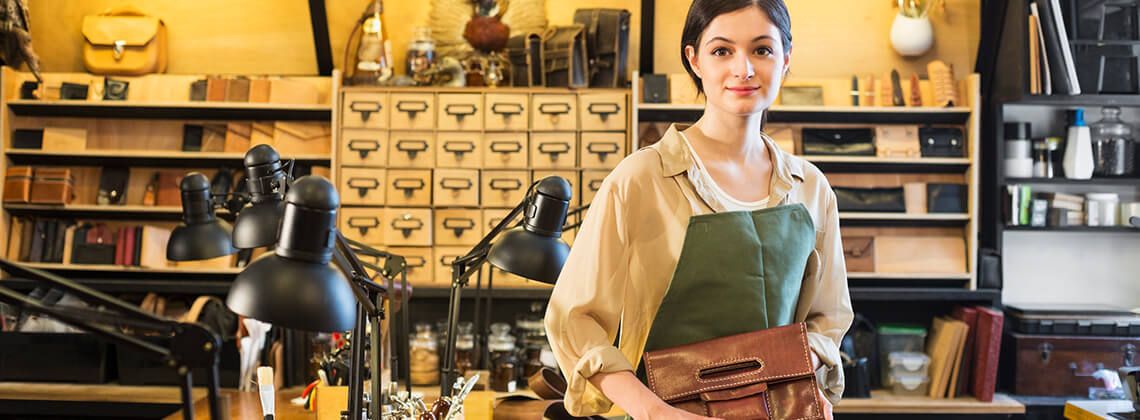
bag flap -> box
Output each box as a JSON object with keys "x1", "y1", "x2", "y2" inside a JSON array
[
  {"x1": 574, "y1": 9, "x2": 629, "y2": 56},
  {"x1": 82, "y1": 15, "x2": 161, "y2": 46},
  {"x1": 843, "y1": 236, "x2": 874, "y2": 257},
  {"x1": 642, "y1": 323, "x2": 814, "y2": 403},
  {"x1": 276, "y1": 122, "x2": 331, "y2": 140}
]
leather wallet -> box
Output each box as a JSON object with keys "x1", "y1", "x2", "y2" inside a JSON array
[
  {"x1": 103, "y1": 78, "x2": 129, "y2": 100},
  {"x1": 927, "y1": 183, "x2": 967, "y2": 213},
  {"x1": 834, "y1": 186, "x2": 905, "y2": 212},
  {"x1": 802, "y1": 128, "x2": 876, "y2": 156},
  {"x1": 189, "y1": 79, "x2": 208, "y2": 101},
  {"x1": 97, "y1": 167, "x2": 130, "y2": 205},
  {"x1": 507, "y1": 32, "x2": 544, "y2": 87},
  {"x1": 60, "y1": 82, "x2": 89, "y2": 100},
  {"x1": 874, "y1": 125, "x2": 920, "y2": 158},
  {"x1": 12, "y1": 129, "x2": 43, "y2": 149},
  {"x1": 642, "y1": 322, "x2": 824, "y2": 419},
  {"x1": 842, "y1": 236, "x2": 875, "y2": 273},
  {"x1": 543, "y1": 25, "x2": 589, "y2": 88},
  {"x1": 573, "y1": 8, "x2": 630, "y2": 88},
  {"x1": 919, "y1": 126, "x2": 965, "y2": 157},
  {"x1": 642, "y1": 74, "x2": 669, "y2": 103}
]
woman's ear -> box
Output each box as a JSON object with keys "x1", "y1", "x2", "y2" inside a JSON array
[
  {"x1": 685, "y1": 45, "x2": 702, "y2": 79},
  {"x1": 781, "y1": 50, "x2": 792, "y2": 80}
]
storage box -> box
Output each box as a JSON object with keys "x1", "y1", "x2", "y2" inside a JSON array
[
  {"x1": 878, "y1": 324, "x2": 927, "y2": 383},
  {"x1": 1004, "y1": 332, "x2": 1140, "y2": 396},
  {"x1": 3, "y1": 166, "x2": 33, "y2": 203},
  {"x1": 0, "y1": 332, "x2": 111, "y2": 383},
  {"x1": 887, "y1": 351, "x2": 931, "y2": 379},
  {"x1": 30, "y1": 168, "x2": 75, "y2": 205},
  {"x1": 889, "y1": 373, "x2": 930, "y2": 396}
]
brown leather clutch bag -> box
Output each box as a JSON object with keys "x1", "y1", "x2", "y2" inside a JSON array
[{"x1": 642, "y1": 322, "x2": 825, "y2": 420}]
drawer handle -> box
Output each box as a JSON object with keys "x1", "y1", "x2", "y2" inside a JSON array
[
  {"x1": 347, "y1": 216, "x2": 380, "y2": 235},
  {"x1": 538, "y1": 102, "x2": 571, "y2": 125},
  {"x1": 440, "y1": 255, "x2": 461, "y2": 266},
  {"x1": 442, "y1": 140, "x2": 476, "y2": 158},
  {"x1": 391, "y1": 214, "x2": 424, "y2": 238},
  {"x1": 538, "y1": 142, "x2": 572, "y2": 160},
  {"x1": 347, "y1": 177, "x2": 380, "y2": 198},
  {"x1": 440, "y1": 177, "x2": 474, "y2": 191},
  {"x1": 489, "y1": 141, "x2": 523, "y2": 155},
  {"x1": 396, "y1": 100, "x2": 429, "y2": 118},
  {"x1": 587, "y1": 102, "x2": 621, "y2": 121},
  {"x1": 589, "y1": 179, "x2": 603, "y2": 191},
  {"x1": 350, "y1": 101, "x2": 382, "y2": 122},
  {"x1": 443, "y1": 217, "x2": 476, "y2": 237},
  {"x1": 587, "y1": 142, "x2": 620, "y2": 161},
  {"x1": 489, "y1": 178, "x2": 523, "y2": 191},
  {"x1": 348, "y1": 139, "x2": 381, "y2": 159},
  {"x1": 393, "y1": 178, "x2": 426, "y2": 197},
  {"x1": 395, "y1": 139, "x2": 430, "y2": 159},
  {"x1": 405, "y1": 255, "x2": 427, "y2": 268},
  {"x1": 491, "y1": 102, "x2": 524, "y2": 117},
  {"x1": 445, "y1": 103, "x2": 478, "y2": 121},
  {"x1": 488, "y1": 217, "x2": 506, "y2": 230}
]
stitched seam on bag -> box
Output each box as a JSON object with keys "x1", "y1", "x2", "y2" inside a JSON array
[{"x1": 693, "y1": 358, "x2": 765, "y2": 383}]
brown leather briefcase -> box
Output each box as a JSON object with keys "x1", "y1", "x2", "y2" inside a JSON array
[{"x1": 642, "y1": 322, "x2": 825, "y2": 419}]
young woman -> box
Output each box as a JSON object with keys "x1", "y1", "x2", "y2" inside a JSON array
[{"x1": 545, "y1": 0, "x2": 853, "y2": 418}]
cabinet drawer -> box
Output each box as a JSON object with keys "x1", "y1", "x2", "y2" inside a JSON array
[
  {"x1": 340, "y1": 129, "x2": 388, "y2": 167},
  {"x1": 581, "y1": 170, "x2": 608, "y2": 205},
  {"x1": 388, "y1": 131, "x2": 436, "y2": 168},
  {"x1": 580, "y1": 132, "x2": 625, "y2": 169},
  {"x1": 533, "y1": 170, "x2": 580, "y2": 207},
  {"x1": 436, "y1": 132, "x2": 483, "y2": 168},
  {"x1": 385, "y1": 169, "x2": 432, "y2": 207},
  {"x1": 483, "y1": 132, "x2": 529, "y2": 169},
  {"x1": 383, "y1": 208, "x2": 433, "y2": 246},
  {"x1": 434, "y1": 246, "x2": 470, "y2": 284},
  {"x1": 530, "y1": 132, "x2": 577, "y2": 169},
  {"x1": 434, "y1": 209, "x2": 483, "y2": 246},
  {"x1": 388, "y1": 246, "x2": 434, "y2": 285},
  {"x1": 339, "y1": 168, "x2": 387, "y2": 205},
  {"x1": 437, "y1": 93, "x2": 483, "y2": 131},
  {"x1": 342, "y1": 92, "x2": 388, "y2": 129},
  {"x1": 339, "y1": 207, "x2": 385, "y2": 245},
  {"x1": 579, "y1": 93, "x2": 627, "y2": 131},
  {"x1": 531, "y1": 94, "x2": 577, "y2": 131},
  {"x1": 433, "y1": 168, "x2": 480, "y2": 207},
  {"x1": 481, "y1": 170, "x2": 529, "y2": 208},
  {"x1": 390, "y1": 93, "x2": 435, "y2": 130},
  {"x1": 485, "y1": 94, "x2": 528, "y2": 131}
]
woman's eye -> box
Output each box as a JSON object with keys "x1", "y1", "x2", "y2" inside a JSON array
[
  {"x1": 754, "y1": 47, "x2": 773, "y2": 56},
  {"x1": 712, "y1": 47, "x2": 731, "y2": 56}
]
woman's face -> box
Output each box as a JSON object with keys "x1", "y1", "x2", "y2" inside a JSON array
[{"x1": 686, "y1": 6, "x2": 790, "y2": 116}]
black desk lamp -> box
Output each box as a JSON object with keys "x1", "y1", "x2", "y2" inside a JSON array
[
  {"x1": 439, "y1": 176, "x2": 572, "y2": 397},
  {"x1": 231, "y1": 144, "x2": 289, "y2": 249},
  {"x1": 166, "y1": 172, "x2": 237, "y2": 262},
  {"x1": 0, "y1": 260, "x2": 224, "y2": 420}
]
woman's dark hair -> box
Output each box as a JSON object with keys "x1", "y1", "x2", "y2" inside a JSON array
[{"x1": 680, "y1": 0, "x2": 792, "y2": 95}]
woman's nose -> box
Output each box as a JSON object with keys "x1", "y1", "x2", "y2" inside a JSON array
[{"x1": 734, "y1": 55, "x2": 755, "y2": 80}]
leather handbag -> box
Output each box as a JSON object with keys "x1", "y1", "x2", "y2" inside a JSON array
[
  {"x1": 874, "y1": 125, "x2": 920, "y2": 158},
  {"x1": 573, "y1": 8, "x2": 630, "y2": 88},
  {"x1": 507, "y1": 32, "x2": 544, "y2": 87},
  {"x1": 842, "y1": 236, "x2": 875, "y2": 273},
  {"x1": 81, "y1": 6, "x2": 168, "y2": 75},
  {"x1": 97, "y1": 167, "x2": 130, "y2": 205},
  {"x1": 802, "y1": 128, "x2": 876, "y2": 156},
  {"x1": 543, "y1": 25, "x2": 589, "y2": 88},
  {"x1": 926, "y1": 183, "x2": 967, "y2": 213},
  {"x1": 834, "y1": 187, "x2": 905, "y2": 213},
  {"x1": 642, "y1": 322, "x2": 825, "y2": 420},
  {"x1": 919, "y1": 126, "x2": 965, "y2": 158}
]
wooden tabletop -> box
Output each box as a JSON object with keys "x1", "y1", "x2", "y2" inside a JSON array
[
  {"x1": 1065, "y1": 400, "x2": 1137, "y2": 420},
  {"x1": 165, "y1": 388, "x2": 314, "y2": 420},
  {"x1": 833, "y1": 390, "x2": 1025, "y2": 414}
]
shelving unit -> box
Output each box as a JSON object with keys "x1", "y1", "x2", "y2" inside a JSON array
[
  {"x1": 6, "y1": 99, "x2": 332, "y2": 120},
  {"x1": 5, "y1": 149, "x2": 331, "y2": 166},
  {"x1": 3, "y1": 204, "x2": 233, "y2": 221}
]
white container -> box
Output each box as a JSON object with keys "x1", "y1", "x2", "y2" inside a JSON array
[
  {"x1": 888, "y1": 351, "x2": 931, "y2": 379},
  {"x1": 1121, "y1": 202, "x2": 1140, "y2": 228},
  {"x1": 1005, "y1": 157, "x2": 1034, "y2": 178},
  {"x1": 890, "y1": 373, "x2": 930, "y2": 396},
  {"x1": 1087, "y1": 193, "x2": 1120, "y2": 226},
  {"x1": 1064, "y1": 109, "x2": 1095, "y2": 179},
  {"x1": 890, "y1": 13, "x2": 934, "y2": 57}
]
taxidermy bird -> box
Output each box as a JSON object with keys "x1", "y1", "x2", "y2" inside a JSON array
[
  {"x1": 0, "y1": 0, "x2": 41, "y2": 82},
  {"x1": 430, "y1": 0, "x2": 547, "y2": 56}
]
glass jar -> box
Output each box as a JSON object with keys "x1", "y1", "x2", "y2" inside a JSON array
[
  {"x1": 454, "y1": 321, "x2": 475, "y2": 377},
  {"x1": 410, "y1": 323, "x2": 439, "y2": 386},
  {"x1": 406, "y1": 26, "x2": 436, "y2": 86},
  {"x1": 1090, "y1": 106, "x2": 1135, "y2": 176},
  {"x1": 488, "y1": 323, "x2": 518, "y2": 392}
]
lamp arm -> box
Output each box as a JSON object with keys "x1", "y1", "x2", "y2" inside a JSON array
[{"x1": 0, "y1": 258, "x2": 165, "y2": 325}]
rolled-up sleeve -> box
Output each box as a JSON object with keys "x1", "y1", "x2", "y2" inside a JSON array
[
  {"x1": 805, "y1": 189, "x2": 854, "y2": 404},
  {"x1": 545, "y1": 176, "x2": 635, "y2": 417}
]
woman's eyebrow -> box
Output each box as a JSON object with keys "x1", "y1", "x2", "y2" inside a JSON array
[{"x1": 704, "y1": 35, "x2": 775, "y2": 46}]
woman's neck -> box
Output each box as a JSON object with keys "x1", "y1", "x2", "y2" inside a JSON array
[{"x1": 687, "y1": 106, "x2": 768, "y2": 164}]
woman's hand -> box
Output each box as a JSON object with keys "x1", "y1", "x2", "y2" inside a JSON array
[{"x1": 644, "y1": 403, "x2": 723, "y2": 420}]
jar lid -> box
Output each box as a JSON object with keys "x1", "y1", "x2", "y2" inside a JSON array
[{"x1": 1004, "y1": 122, "x2": 1031, "y2": 140}]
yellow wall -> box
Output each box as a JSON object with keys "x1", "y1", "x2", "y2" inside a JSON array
[{"x1": 28, "y1": 0, "x2": 975, "y2": 79}]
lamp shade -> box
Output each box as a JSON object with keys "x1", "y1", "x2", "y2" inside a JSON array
[
  {"x1": 226, "y1": 175, "x2": 356, "y2": 332},
  {"x1": 232, "y1": 145, "x2": 289, "y2": 249},
  {"x1": 487, "y1": 176, "x2": 571, "y2": 284},
  {"x1": 167, "y1": 173, "x2": 237, "y2": 261}
]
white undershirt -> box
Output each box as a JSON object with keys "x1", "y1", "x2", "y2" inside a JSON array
[{"x1": 679, "y1": 132, "x2": 770, "y2": 211}]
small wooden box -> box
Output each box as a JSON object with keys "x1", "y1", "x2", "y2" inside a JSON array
[
  {"x1": 531, "y1": 94, "x2": 578, "y2": 131},
  {"x1": 530, "y1": 132, "x2": 578, "y2": 169},
  {"x1": 485, "y1": 93, "x2": 528, "y2": 131},
  {"x1": 383, "y1": 208, "x2": 433, "y2": 247},
  {"x1": 580, "y1": 132, "x2": 625, "y2": 169},
  {"x1": 434, "y1": 208, "x2": 483, "y2": 246},
  {"x1": 340, "y1": 129, "x2": 388, "y2": 167},
  {"x1": 387, "y1": 132, "x2": 436, "y2": 168},
  {"x1": 339, "y1": 168, "x2": 387, "y2": 206},
  {"x1": 3, "y1": 166, "x2": 34, "y2": 203},
  {"x1": 342, "y1": 92, "x2": 389, "y2": 129},
  {"x1": 483, "y1": 132, "x2": 529, "y2": 169},
  {"x1": 30, "y1": 168, "x2": 75, "y2": 205},
  {"x1": 390, "y1": 93, "x2": 435, "y2": 130},
  {"x1": 433, "y1": 169, "x2": 480, "y2": 207},
  {"x1": 435, "y1": 132, "x2": 483, "y2": 169},
  {"x1": 42, "y1": 127, "x2": 87, "y2": 151},
  {"x1": 437, "y1": 93, "x2": 483, "y2": 131},
  {"x1": 579, "y1": 92, "x2": 627, "y2": 131},
  {"x1": 385, "y1": 169, "x2": 432, "y2": 207}
]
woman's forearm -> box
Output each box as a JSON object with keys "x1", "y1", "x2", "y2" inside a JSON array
[{"x1": 588, "y1": 370, "x2": 666, "y2": 419}]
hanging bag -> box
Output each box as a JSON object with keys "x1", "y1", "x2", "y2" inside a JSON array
[{"x1": 82, "y1": 6, "x2": 168, "y2": 75}]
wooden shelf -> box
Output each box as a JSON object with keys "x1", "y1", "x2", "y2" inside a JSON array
[
  {"x1": 1, "y1": 277, "x2": 233, "y2": 294},
  {"x1": 848, "y1": 287, "x2": 999, "y2": 303},
  {"x1": 3, "y1": 204, "x2": 232, "y2": 220},
  {"x1": 834, "y1": 391, "x2": 1024, "y2": 414},
  {"x1": 1004, "y1": 177, "x2": 1140, "y2": 187},
  {"x1": 5, "y1": 149, "x2": 331, "y2": 166},
  {"x1": 6, "y1": 99, "x2": 332, "y2": 121},
  {"x1": 802, "y1": 155, "x2": 971, "y2": 173},
  {"x1": 16, "y1": 262, "x2": 241, "y2": 275},
  {"x1": 1003, "y1": 225, "x2": 1140, "y2": 233},
  {"x1": 848, "y1": 272, "x2": 973, "y2": 280},
  {"x1": 637, "y1": 103, "x2": 973, "y2": 124},
  {"x1": 1006, "y1": 94, "x2": 1140, "y2": 107}
]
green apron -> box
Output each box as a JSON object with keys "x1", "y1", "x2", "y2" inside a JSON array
[{"x1": 637, "y1": 203, "x2": 816, "y2": 380}]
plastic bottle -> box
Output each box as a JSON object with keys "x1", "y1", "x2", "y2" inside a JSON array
[{"x1": 1063, "y1": 108, "x2": 1094, "y2": 179}]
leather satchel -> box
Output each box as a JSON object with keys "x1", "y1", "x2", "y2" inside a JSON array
[
  {"x1": 642, "y1": 323, "x2": 825, "y2": 420},
  {"x1": 834, "y1": 187, "x2": 905, "y2": 213},
  {"x1": 82, "y1": 6, "x2": 168, "y2": 75},
  {"x1": 543, "y1": 25, "x2": 589, "y2": 88},
  {"x1": 573, "y1": 9, "x2": 630, "y2": 88},
  {"x1": 507, "y1": 32, "x2": 544, "y2": 87},
  {"x1": 842, "y1": 236, "x2": 875, "y2": 273},
  {"x1": 802, "y1": 128, "x2": 876, "y2": 156},
  {"x1": 919, "y1": 126, "x2": 965, "y2": 158}
]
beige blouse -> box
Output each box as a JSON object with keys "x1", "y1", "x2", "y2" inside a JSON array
[{"x1": 544, "y1": 124, "x2": 854, "y2": 416}]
